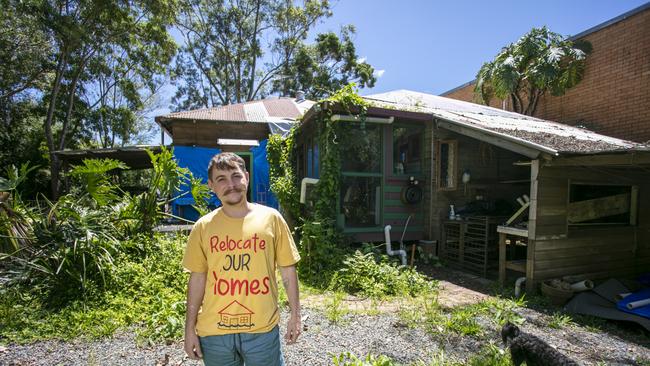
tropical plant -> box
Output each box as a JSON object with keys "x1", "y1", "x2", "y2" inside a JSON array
[
  {"x1": 69, "y1": 159, "x2": 128, "y2": 206},
  {"x1": 475, "y1": 26, "x2": 592, "y2": 115},
  {"x1": 122, "y1": 147, "x2": 191, "y2": 233},
  {"x1": 0, "y1": 164, "x2": 39, "y2": 252},
  {"x1": 190, "y1": 175, "x2": 213, "y2": 217}
]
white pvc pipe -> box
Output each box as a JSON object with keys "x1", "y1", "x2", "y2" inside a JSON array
[
  {"x1": 569, "y1": 280, "x2": 594, "y2": 292},
  {"x1": 384, "y1": 225, "x2": 407, "y2": 266},
  {"x1": 514, "y1": 277, "x2": 526, "y2": 297},
  {"x1": 627, "y1": 298, "x2": 650, "y2": 310}
]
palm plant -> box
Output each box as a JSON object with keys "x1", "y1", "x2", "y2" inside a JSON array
[{"x1": 475, "y1": 26, "x2": 592, "y2": 116}]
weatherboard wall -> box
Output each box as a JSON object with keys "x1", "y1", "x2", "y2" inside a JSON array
[{"x1": 528, "y1": 163, "x2": 650, "y2": 287}]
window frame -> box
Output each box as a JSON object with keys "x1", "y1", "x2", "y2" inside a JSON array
[{"x1": 436, "y1": 140, "x2": 458, "y2": 191}]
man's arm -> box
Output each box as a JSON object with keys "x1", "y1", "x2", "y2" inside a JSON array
[
  {"x1": 279, "y1": 265, "x2": 301, "y2": 344},
  {"x1": 184, "y1": 272, "x2": 206, "y2": 359}
]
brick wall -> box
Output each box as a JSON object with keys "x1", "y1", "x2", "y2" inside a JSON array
[{"x1": 444, "y1": 8, "x2": 650, "y2": 143}]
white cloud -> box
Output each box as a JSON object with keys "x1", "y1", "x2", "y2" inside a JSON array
[
  {"x1": 373, "y1": 69, "x2": 385, "y2": 78},
  {"x1": 357, "y1": 57, "x2": 367, "y2": 64}
]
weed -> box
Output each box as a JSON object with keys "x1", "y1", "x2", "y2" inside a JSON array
[
  {"x1": 548, "y1": 312, "x2": 574, "y2": 329},
  {"x1": 329, "y1": 251, "x2": 437, "y2": 299},
  {"x1": 325, "y1": 292, "x2": 348, "y2": 324},
  {"x1": 466, "y1": 342, "x2": 511, "y2": 366},
  {"x1": 331, "y1": 352, "x2": 395, "y2": 366},
  {"x1": 475, "y1": 297, "x2": 526, "y2": 326}
]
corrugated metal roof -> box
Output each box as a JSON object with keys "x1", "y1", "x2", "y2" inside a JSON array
[
  {"x1": 364, "y1": 90, "x2": 646, "y2": 155},
  {"x1": 159, "y1": 97, "x2": 315, "y2": 123}
]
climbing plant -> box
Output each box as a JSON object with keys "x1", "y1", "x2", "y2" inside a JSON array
[{"x1": 268, "y1": 83, "x2": 370, "y2": 285}]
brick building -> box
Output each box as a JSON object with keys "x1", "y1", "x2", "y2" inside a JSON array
[{"x1": 442, "y1": 3, "x2": 650, "y2": 143}]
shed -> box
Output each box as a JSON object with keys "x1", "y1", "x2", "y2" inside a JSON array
[
  {"x1": 294, "y1": 89, "x2": 650, "y2": 289},
  {"x1": 155, "y1": 97, "x2": 314, "y2": 220}
]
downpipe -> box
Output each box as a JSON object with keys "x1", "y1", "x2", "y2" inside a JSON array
[{"x1": 384, "y1": 225, "x2": 407, "y2": 266}]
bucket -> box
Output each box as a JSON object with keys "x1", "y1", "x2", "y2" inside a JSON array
[{"x1": 541, "y1": 280, "x2": 574, "y2": 306}]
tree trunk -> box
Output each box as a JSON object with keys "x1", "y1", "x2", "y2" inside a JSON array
[{"x1": 45, "y1": 52, "x2": 68, "y2": 199}]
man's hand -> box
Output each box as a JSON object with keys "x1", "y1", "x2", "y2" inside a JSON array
[
  {"x1": 184, "y1": 329, "x2": 203, "y2": 360},
  {"x1": 284, "y1": 314, "x2": 301, "y2": 344}
]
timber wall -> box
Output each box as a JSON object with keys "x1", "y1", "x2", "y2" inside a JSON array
[{"x1": 528, "y1": 164, "x2": 650, "y2": 286}]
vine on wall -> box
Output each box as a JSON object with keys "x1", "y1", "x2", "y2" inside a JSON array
[{"x1": 268, "y1": 83, "x2": 369, "y2": 284}]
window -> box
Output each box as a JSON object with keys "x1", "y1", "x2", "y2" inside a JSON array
[
  {"x1": 340, "y1": 124, "x2": 381, "y2": 173},
  {"x1": 437, "y1": 140, "x2": 457, "y2": 190},
  {"x1": 338, "y1": 123, "x2": 382, "y2": 228},
  {"x1": 568, "y1": 183, "x2": 637, "y2": 225},
  {"x1": 393, "y1": 124, "x2": 423, "y2": 174},
  {"x1": 300, "y1": 138, "x2": 319, "y2": 179},
  {"x1": 340, "y1": 176, "x2": 381, "y2": 227}
]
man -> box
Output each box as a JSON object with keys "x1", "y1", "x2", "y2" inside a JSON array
[{"x1": 183, "y1": 152, "x2": 301, "y2": 366}]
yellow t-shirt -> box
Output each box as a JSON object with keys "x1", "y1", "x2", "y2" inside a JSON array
[{"x1": 182, "y1": 204, "x2": 300, "y2": 336}]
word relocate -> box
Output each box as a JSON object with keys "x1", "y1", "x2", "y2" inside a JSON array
[{"x1": 210, "y1": 234, "x2": 266, "y2": 254}]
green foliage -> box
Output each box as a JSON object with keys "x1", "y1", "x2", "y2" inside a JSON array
[
  {"x1": 9, "y1": 194, "x2": 123, "y2": 306},
  {"x1": 475, "y1": 26, "x2": 592, "y2": 115},
  {"x1": 332, "y1": 352, "x2": 395, "y2": 366},
  {"x1": 190, "y1": 175, "x2": 212, "y2": 217},
  {"x1": 122, "y1": 147, "x2": 190, "y2": 233},
  {"x1": 2, "y1": 148, "x2": 190, "y2": 308},
  {"x1": 274, "y1": 25, "x2": 377, "y2": 100},
  {"x1": 0, "y1": 233, "x2": 188, "y2": 344},
  {"x1": 267, "y1": 130, "x2": 301, "y2": 223},
  {"x1": 173, "y1": 0, "x2": 332, "y2": 109},
  {"x1": 325, "y1": 292, "x2": 348, "y2": 323},
  {"x1": 69, "y1": 159, "x2": 127, "y2": 206},
  {"x1": 0, "y1": 164, "x2": 39, "y2": 253},
  {"x1": 548, "y1": 312, "x2": 575, "y2": 329},
  {"x1": 466, "y1": 342, "x2": 511, "y2": 366},
  {"x1": 329, "y1": 251, "x2": 437, "y2": 298}
]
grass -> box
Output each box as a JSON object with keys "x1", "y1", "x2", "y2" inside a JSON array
[{"x1": 548, "y1": 312, "x2": 575, "y2": 329}]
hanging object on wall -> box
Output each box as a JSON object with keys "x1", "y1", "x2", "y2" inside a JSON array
[
  {"x1": 462, "y1": 170, "x2": 471, "y2": 195},
  {"x1": 401, "y1": 176, "x2": 423, "y2": 204}
]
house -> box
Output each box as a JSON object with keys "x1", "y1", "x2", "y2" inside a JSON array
[
  {"x1": 294, "y1": 89, "x2": 650, "y2": 289},
  {"x1": 218, "y1": 300, "x2": 255, "y2": 329},
  {"x1": 442, "y1": 3, "x2": 650, "y2": 143},
  {"x1": 154, "y1": 96, "x2": 314, "y2": 221}
]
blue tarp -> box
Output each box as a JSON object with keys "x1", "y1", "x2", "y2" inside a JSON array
[
  {"x1": 171, "y1": 146, "x2": 221, "y2": 221},
  {"x1": 170, "y1": 142, "x2": 278, "y2": 222},
  {"x1": 251, "y1": 140, "x2": 278, "y2": 209},
  {"x1": 617, "y1": 288, "x2": 650, "y2": 319}
]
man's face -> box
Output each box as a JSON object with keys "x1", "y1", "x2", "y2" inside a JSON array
[{"x1": 208, "y1": 165, "x2": 249, "y2": 206}]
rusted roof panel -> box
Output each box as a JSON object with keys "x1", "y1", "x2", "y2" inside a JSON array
[{"x1": 159, "y1": 97, "x2": 314, "y2": 123}]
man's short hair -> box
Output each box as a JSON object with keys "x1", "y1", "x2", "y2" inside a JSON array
[{"x1": 208, "y1": 152, "x2": 247, "y2": 180}]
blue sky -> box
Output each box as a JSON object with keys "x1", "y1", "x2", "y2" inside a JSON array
[
  {"x1": 310, "y1": 0, "x2": 649, "y2": 96},
  {"x1": 149, "y1": 0, "x2": 648, "y2": 143}
]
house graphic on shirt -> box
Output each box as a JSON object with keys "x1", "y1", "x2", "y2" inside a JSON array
[{"x1": 217, "y1": 300, "x2": 255, "y2": 329}]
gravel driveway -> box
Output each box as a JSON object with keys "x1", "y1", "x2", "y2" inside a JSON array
[
  {"x1": 2, "y1": 268, "x2": 650, "y2": 365},
  {"x1": 2, "y1": 304, "x2": 650, "y2": 366}
]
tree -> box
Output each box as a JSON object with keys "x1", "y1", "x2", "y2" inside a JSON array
[
  {"x1": 172, "y1": 0, "x2": 376, "y2": 109},
  {"x1": 272, "y1": 25, "x2": 376, "y2": 100},
  {"x1": 19, "y1": 0, "x2": 179, "y2": 198},
  {"x1": 474, "y1": 27, "x2": 592, "y2": 116}
]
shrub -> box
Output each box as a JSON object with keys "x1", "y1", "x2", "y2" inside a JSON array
[{"x1": 329, "y1": 251, "x2": 437, "y2": 298}]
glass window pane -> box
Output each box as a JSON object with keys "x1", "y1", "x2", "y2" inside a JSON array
[
  {"x1": 393, "y1": 125, "x2": 423, "y2": 174},
  {"x1": 340, "y1": 124, "x2": 381, "y2": 173},
  {"x1": 340, "y1": 176, "x2": 381, "y2": 228}
]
